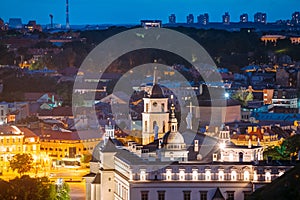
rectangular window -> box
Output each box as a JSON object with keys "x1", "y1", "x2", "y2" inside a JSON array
[
  {"x1": 158, "y1": 191, "x2": 165, "y2": 200},
  {"x1": 226, "y1": 191, "x2": 235, "y2": 200},
  {"x1": 141, "y1": 191, "x2": 149, "y2": 200},
  {"x1": 183, "y1": 191, "x2": 191, "y2": 200},
  {"x1": 200, "y1": 191, "x2": 207, "y2": 200},
  {"x1": 243, "y1": 191, "x2": 252, "y2": 199}
]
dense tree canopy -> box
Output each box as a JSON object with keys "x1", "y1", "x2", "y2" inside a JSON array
[
  {"x1": 0, "y1": 176, "x2": 70, "y2": 200},
  {"x1": 9, "y1": 153, "x2": 33, "y2": 176}
]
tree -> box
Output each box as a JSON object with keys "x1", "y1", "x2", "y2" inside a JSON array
[
  {"x1": 56, "y1": 181, "x2": 71, "y2": 200},
  {"x1": 232, "y1": 88, "x2": 253, "y2": 106},
  {"x1": 9, "y1": 153, "x2": 33, "y2": 176},
  {"x1": 0, "y1": 176, "x2": 59, "y2": 200}
]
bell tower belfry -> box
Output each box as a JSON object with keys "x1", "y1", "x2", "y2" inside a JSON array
[{"x1": 141, "y1": 68, "x2": 169, "y2": 145}]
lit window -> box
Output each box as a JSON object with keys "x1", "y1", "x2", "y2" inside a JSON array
[
  {"x1": 244, "y1": 171, "x2": 250, "y2": 181},
  {"x1": 231, "y1": 170, "x2": 237, "y2": 181},
  {"x1": 192, "y1": 170, "x2": 198, "y2": 181},
  {"x1": 253, "y1": 171, "x2": 258, "y2": 181},
  {"x1": 140, "y1": 170, "x2": 146, "y2": 181},
  {"x1": 205, "y1": 170, "x2": 211, "y2": 181},
  {"x1": 179, "y1": 170, "x2": 185, "y2": 181},
  {"x1": 265, "y1": 172, "x2": 271, "y2": 182},
  {"x1": 218, "y1": 170, "x2": 224, "y2": 181},
  {"x1": 166, "y1": 169, "x2": 172, "y2": 181}
]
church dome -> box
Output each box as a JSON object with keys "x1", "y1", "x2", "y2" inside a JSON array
[
  {"x1": 150, "y1": 84, "x2": 165, "y2": 98},
  {"x1": 162, "y1": 131, "x2": 186, "y2": 151},
  {"x1": 166, "y1": 131, "x2": 185, "y2": 144}
]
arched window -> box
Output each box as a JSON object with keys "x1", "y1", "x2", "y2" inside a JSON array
[
  {"x1": 239, "y1": 152, "x2": 243, "y2": 162},
  {"x1": 205, "y1": 170, "x2": 211, "y2": 181},
  {"x1": 218, "y1": 170, "x2": 224, "y2": 181},
  {"x1": 192, "y1": 170, "x2": 198, "y2": 181},
  {"x1": 161, "y1": 103, "x2": 165, "y2": 112},
  {"x1": 179, "y1": 170, "x2": 185, "y2": 181},
  {"x1": 166, "y1": 169, "x2": 172, "y2": 181},
  {"x1": 244, "y1": 170, "x2": 250, "y2": 181},
  {"x1": 265, "y1": 172, "x2": 271, "y2": 182},
  {"x1": 140, "y1": 170, "x2": 146, "y2": 181},
  {"x1": 253, "y1": 170, "x2": 258, "y2": 181},
  {"x1": 231, "y1": 170, "x2": 237, "y2": 181}
]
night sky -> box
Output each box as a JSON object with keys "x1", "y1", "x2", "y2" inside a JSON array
[{"x1": 1, "y1": 0, "x2": 299, "y2": 25}]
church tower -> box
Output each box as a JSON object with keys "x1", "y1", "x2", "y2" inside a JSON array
[{"x1": 141, "y1": 69, "x2": 169, "y2": 145}]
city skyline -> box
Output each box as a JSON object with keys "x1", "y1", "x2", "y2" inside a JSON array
[{"x1": 1, "y1": 0, "x2": 299, "y2": 25}]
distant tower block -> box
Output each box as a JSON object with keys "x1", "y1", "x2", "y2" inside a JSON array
[
  {"x1": 66, "y1": 0, "x2": 70, "y2": 29},
  {"x1": 49, "y1": 14, "x2": 53, "y2": 28}
]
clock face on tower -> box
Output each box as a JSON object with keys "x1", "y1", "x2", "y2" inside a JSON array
[{"x1": 152, "y1": 102, "x2": 158, "y2": 107}]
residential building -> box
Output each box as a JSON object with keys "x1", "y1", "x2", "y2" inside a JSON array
[
  {"x1": 0, "y1": 102, "x2": 30, "y2": 124},
  {"x1": 230, "y1": 126, "x2": 281, "y2": 148},
  {"x1": 0, "y1": 125, "x2": 40, "y2": 175},
  {"x1": 197, "y1": 13, "x2": 209, "y2": 25},
  {"x1": 291, "y1": 11, "x2": 300, "y2": 25},
  {"x1": 254, "y1": 12, "x2": 267, "y2": 24},
  {"x1": 240, "y1": 13, "x2": 248, "y2": 23},
  {"x1": 187, "y1": 14, "x2": 194, "y2": 24},
  {"x1": 222, "y1": 12, "x2": 230, "y2": 24},
  {"x1": 0, "y1": 18, "x2": 6, "y2": 31},
  {"x1": 36, "y1": 128, "x2": 103, "y2": 167},
  {"x1": 8, "y1": 18, "x2": 22, "y2": 29},
  {"x1": 168, "y1": 14, "x2": 176, "y2": 24},
  {"x1": 272, "y1": 88, "x2": 298, "y2": 109},
  {"x1": 24, "y1": 20, "x2": 42, "y2": 32}
]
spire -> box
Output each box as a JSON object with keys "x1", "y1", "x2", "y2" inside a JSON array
[
  {"x1": 153, "y1": 66, "x2": 157, "y2": 85},
  {"x1": 169, "y1": 104, "x2": 178, "y2": 132},
  {"x1": 170, "y1": 104, "x2": 176, "y2": 119}
]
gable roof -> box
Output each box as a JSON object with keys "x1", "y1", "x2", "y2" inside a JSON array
[
  {"x1": 212, "y1": 187, "x2": 225, "y2": 200},
  {"x1": 102, "y1": 137, "x2": 118, "y2": 152},
  {"x1": 91, "y1": 173, "x2": 101, "y2": 184}
]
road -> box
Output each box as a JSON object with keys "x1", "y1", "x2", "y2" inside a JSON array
[{"x1": 69, "y1": 182, "x2": 86, "y2": 200}]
